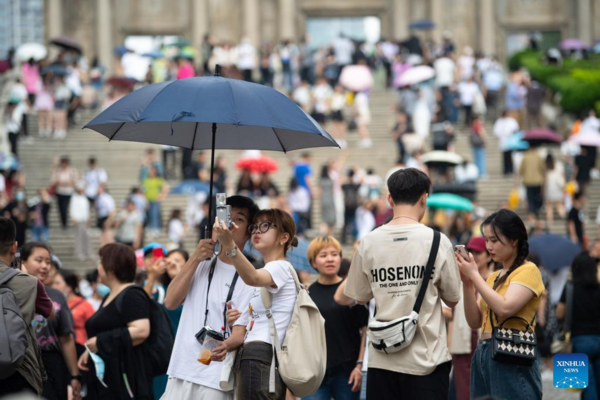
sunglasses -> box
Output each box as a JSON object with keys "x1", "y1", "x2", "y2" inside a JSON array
[{"x1": 248, "y1": 221, "x2": 277, "y2": 235}]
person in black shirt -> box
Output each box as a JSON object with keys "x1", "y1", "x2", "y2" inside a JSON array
[
  {"x1": 78, "y1": 243, "x2": 152, "y2": 400},
  {"x1": 306, "y1": 236, "x2": 368, "y2": 400},
  {"x1": 341, "y1": 170, "x2": 361, "y2": 245},
  {"x1": 557, "y1": 252, "x2": 600, "y2": 400},
  {"x1": 567, "y1": 192, "x2": 585, "y2": 245}
]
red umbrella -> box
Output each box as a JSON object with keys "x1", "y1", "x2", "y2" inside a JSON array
[
  {"x1": 236, "y1": 155, "x2": 279, "y2": 173},
  {"x1": 523, "y1": 128, "x2": 562, "y2": 145},
  {"x1": 106, "y1": 77, "x2": 136, "y2": 89}
]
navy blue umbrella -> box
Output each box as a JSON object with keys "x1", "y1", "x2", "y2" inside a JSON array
[
  {"x1": 85, "y1": 66, "x2": 338, "y2": 237},
  {"x1": 113, "y1": 45, "x2": 131, "y2": 57},
  {"x1": 529, "y1": 233, "x2": 582, "y2": 271},
  {"x1": 409, "y1": 19, "x2": 435, "y2": 30},
  {"x1": 170, "y1": 180, "x2": 210, "y2": 195}
]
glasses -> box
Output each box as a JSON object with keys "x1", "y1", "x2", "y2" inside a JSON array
[{"x1": 248, "y1": 221, "x2": 277, "y2": 235}]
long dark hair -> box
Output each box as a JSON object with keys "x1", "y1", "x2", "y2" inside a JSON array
[
  {"x1": 481, "y1": 209, "x2": 529, "y2": 289},
  {"x1": 572, "y1": 252, "x2": 599, "y2": 288}
]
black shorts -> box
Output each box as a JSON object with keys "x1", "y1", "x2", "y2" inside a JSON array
[
  {"x1": 367, "y1": 361, "x2": 451, "y2": 400},
  {"x1": 311, "y1": 112, "x2": 327, "y2": 124},
  {"x1": 331, "y1": 110, "x2": 344, "y2": 122},
  {"x1": 97, "y1": 216, "x2": 108, "y2": 229}
]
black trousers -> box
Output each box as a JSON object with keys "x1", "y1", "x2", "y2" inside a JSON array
[
  {"x1": 0, "y1": 371, "x2": 36, "y2": 397},
  {"x1": 56, "y1": 194, "x2": 71, "y2": 228},
  {"x1": 503, "y1": 150, "x2": 514, "y2": 175},
  {"x1": 234, "y1": 342, "x2": 286, "y2": 400},
  {"x1": 367, "y1": 361, "x2": 451, "y2": 400},
  {"x1": 42, "y1": 351, "x2": 69, "y2": 400},
  {"x1": 9, "y1": 131, "x2": 18, "y2": 156}
]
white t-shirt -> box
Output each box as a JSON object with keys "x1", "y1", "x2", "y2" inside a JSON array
[
  {"x1": 84, "y1": 168, "x2": 108, "y2": 199},
  {"x1": 168, "y1": 219, "x2": 185, "y2": 243},
  {"x1": 458, "y1": 56, "x2": 475, "y2": 80},
  {"x1": 493, "y1": 117, "x2": 520, "y2": 151},
  {"x1": 236, "y1": 260, "x2": 298, "y2": 345},
  {"x1": 312, "y1": 84, "x2": 332, "y2": 114},
  {"x1": 95, "y1": 193, "x2": 115, "y2": 218},
  {"x1": 434, "y1": 57, "x2": 456, "y2": 88},
  {"x1": 457, "y1": 81, "x2": 479, "y2": 106},
  {"x1": 167, "y1": 258, "x2": 255, "y2": 391}
]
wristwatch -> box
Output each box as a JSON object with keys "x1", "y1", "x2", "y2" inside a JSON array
[
  {"x1": 226, "y1": 245, "x2": 238, "y2": 258},
  {"x1": 70, "y1": 374, "x2": 83, "y2": 382}
]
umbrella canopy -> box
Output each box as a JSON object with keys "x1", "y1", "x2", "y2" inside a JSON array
[
  {"x1": 409, "y1": 19, "x2": 435, "y2": 30},
  {"x1": 523, "y1": 128, "x2": 562, "y2": 145},
  {"x1": 113, "y1": 45, "x2": 131, "y2": 57},
  {"x1": 339, "y1": 65, "x2": 373, "y2": 92},
  {"x1": 529, "y1": 233, "x2": 582, "y2": 271},
  {"x1": 505, "y1": 131, "x2": 530, "y2": 151},
  {"x1": 41, "y1": 64, "x2": 68, "y2": 76},
  {"x1": 142, "y1": 51, "x2": 164, "y2": 59},
  {"x1": 16, "y1": 43, "x2": 47, "y2": 62},
  {"x1": 50, "y1": 36, "x2": 82, "y2": 53},
  {"x1": 559, "y1": 38, "x2": 588, "y2": 51},
  {"x1": 170, "y1": 180, "x2": 210, "y2": 195},
  {"x1": 398, "y1": 65, "x2": 435, "y2": 86},
  {"x1": 427, "y1": 193, "x2": 473, "y2": 212},
  {"x1": 570, "y1": 131, "x2": 600, "y2": 147},
  {"x1": 0, "y1": 153, "x2": 19, "y2": 171},
  {"x1": 85, "y1": 71, "x2": 338, "y2": 238},
  {"x1": 236, "y1": 155, "x2": 279, "y2": 173},
  {"x1": 422, "y1": 151, "x2": 463, "y2": 165}
]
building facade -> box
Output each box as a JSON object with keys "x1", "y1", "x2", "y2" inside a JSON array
[{"x1": 41, "y1": 0, "x2": 600, "y2": 73}]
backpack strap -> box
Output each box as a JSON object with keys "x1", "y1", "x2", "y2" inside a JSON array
[
  {"x1": 0, "y1": 269, "x2": 20, "y2": 286},
  {"x1": 413, "y1": 230, "x2": 440, "y2": 314},
  {"x1": 260, "y1": 265, "x2": 300, "y2": 394}
]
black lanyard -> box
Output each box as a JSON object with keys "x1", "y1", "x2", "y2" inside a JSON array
[{"x1": 203, "y1": 258, "x2": 240, "y2": 336}]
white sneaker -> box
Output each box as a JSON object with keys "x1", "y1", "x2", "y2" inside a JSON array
[
  {"x1": 22, "y1": 136, "x2": 34, "y2": 145},
  {"x1": 358, "y1": 138, "x2": 373, "y2": 148}
]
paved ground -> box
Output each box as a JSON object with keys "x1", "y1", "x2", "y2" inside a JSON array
[{"x1": 543, "y1": 375, "x2": 581, "y2": 400}]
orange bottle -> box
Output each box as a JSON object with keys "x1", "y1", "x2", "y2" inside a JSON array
[{"x1": 198, "y1": 349, "x2": 212, "y2": 365}]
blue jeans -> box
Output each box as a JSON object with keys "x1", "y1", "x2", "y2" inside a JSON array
[
  {"x1": 471, "y1": 339, "x2": 542, "y2": 400},
  {"x1": 473, "y1": 146, "x2": 487, "y2": 178},
  {"x1": 303, "y1": 366, "x2": 360, "y2": 400},
  {"x1": 572, "y1": 335, "x2": 600, "y2": 400},
  {"x1": 148, "y1": 201, "x2": 161, "y2": 231},
  {"x1": 359, "y1": 371, "x2": 367, "y2": 400},
  {"x1": 30, "y1": 226, "x2": 49, "y2": 242}
]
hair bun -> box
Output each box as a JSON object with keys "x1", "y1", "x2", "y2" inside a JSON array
[{"x1": 290, "y1": 236, "x2": 299, "y2": 248}]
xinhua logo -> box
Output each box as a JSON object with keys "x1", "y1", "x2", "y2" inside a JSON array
[{"x1": 554, "y1": 353, "x2": 588, "y2": 389}]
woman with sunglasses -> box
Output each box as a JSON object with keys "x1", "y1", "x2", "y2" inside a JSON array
[{"x1": 213, "y1": 208, "x2": 299, "y2": 400}]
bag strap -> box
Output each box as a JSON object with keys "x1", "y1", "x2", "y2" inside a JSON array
[
  {"x1": 203, "y1": 257, "x2": 218, "y2": 327},
  {"x1": 70, "y1": 298, "x2": 86, "y2": 312},
  {"x1": 488, "y1": 272, "x2": 536, "y2": 332},
  {"x1": 0, "y1": 268, "x2": 19, "y2": 286},
  {"x1": 564, "y1": 281, "x2": 574, "y2": 335},
  {"x1": 260, "y1": 264, "x2": 300, "y2": 394},
  {"x1": 222, "y1": 272, "x2": 239, "y2": 336},
  {"x1": 413, "y1": 230, "x2": 440, "y2": 314}
]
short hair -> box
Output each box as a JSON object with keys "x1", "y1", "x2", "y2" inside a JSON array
[
  {"x1": 253, "y1": 209, "x2": 299, "y2": 255},
  {"x1": 99, "y1": 243, "x2": 137, "y2": 283},
  {"x1": 387, "y1": 168, "x2": 431, "y2": 205},
  {"x1": 574, "y1": 191, "x2": 583, "y2": 201},
  {"x1": 59, "y1": 269, "x2": 80, "y2": 295},
  {"x1": 0, "y1": 217, "x2": 16, "y2": 256},
  {"x1": 307, "y1": 236, "x2": 342, "y2": 268},
  {"x1": 227, "y1": 195, "x2": 259, "y2": 227},
  {"x1": 21, "y1": 241, "x2": 53, "y2": 262}
]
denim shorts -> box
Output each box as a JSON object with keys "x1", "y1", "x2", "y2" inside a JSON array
[
  {"x1": 234, "y1": 341, "x2": 286, "y2": 400},
  {"x1": 470, "y1": 338, "x2": 542, "y2": 400}
]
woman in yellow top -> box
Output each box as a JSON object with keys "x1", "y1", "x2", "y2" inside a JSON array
[{"x1": 456, "y1": 209, "x2": 544, "y2": 399}]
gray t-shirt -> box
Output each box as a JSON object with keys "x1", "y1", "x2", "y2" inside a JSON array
[
  {"x1": 116, "y1": 210, "x2": 142, "y2": 243},
  {"x1": 34, "y1": 286, "x2": 73, "y2": 353}
]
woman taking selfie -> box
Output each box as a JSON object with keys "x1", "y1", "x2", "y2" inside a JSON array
[
  {"x1": 455, "y1": 209, "x2": 544, "y2": 399},
  {"x1": 213, "y1": 208, "x2": 299, "y2": 400}
]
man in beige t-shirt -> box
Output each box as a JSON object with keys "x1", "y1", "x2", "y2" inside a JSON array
[{"x1": 345, "y1": 168, "x2": 461, "y2": 399}]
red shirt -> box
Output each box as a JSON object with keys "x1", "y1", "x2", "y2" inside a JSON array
[{"x1": 68, "y1": 296, "x2": 95, "y2": 345}]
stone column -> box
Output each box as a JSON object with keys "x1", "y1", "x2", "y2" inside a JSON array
[
  {"x1": 192, "y1": 0, "x2": 209, "y2": 67},
  {"x1": 393, "y1": 0, "x2": 410, "y2": 40},
  {"x1": 96, "y1": 0, "x2": 113, "y2": 75},
  {"x1": 244, "y1": 0, "x2": 260, "y2": 46},
  {"x1": 577, "y1": 0, "x2": 593, "y2": 45},
  {"x1": 480, "y1": 0, "x2": 495, "y2": 55},
  {"x1": 279, "y1": 0, "x2": 296, "y2": 40},
  {"x1": 46, "y1": 0, "x2": 63, "y2": 40},
  {"x1": 430, "y1": 0, "x2": 444, "y2": 43}
]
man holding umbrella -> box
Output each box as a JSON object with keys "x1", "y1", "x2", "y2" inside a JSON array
[{"x1": 163, "y1": 196, "x2": 259, "y2": 399}]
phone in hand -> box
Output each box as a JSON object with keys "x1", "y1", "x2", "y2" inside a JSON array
[
  {"x1": 152, "y1": 247, "x2": 164, "y2": 260},
  {"x1": 455, "y1": 245, "x2": 469, "y2": 260}
]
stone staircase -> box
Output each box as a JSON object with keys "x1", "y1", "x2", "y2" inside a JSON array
[{"x1": 18, "y1": 90, "x2": 600, "y2": 272}]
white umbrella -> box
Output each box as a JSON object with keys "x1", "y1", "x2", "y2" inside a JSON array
[
  {"x1": 422, "y1": 151, "x2": 463, "y2": 165},
  {"x1": 16, "y1": 43, "x2": 47, "y2": 62},
  {"x1": 569, "y1": 131, "x2": 600, "y2": 147},
  {"x1": 398, "y1": 65, "x2": 435, "y2": 86}
]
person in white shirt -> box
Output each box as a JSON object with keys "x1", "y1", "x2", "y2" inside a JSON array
[
  {"x1": 6, "y1": 98, "x2": 27, "y2": 157},
  {"x1": 333, "y1": 35, "x2": 354, "y2": 70},
  {"x1": 457, "y1": 76, "x2": 480, "y2": 126},
  {"x1": 95, "y1": 184, "x2": 116, "y2": 246},
  {"x1": 237, "y1": 38, "x2": 257, "y2": 82},
  {"x1": 70, "y1": 183, "x2": 93, "y2": 261},
  {"x1": 162, "y1": 196, "x2": 259, "y2": 400},
  {"x1": 493, "y1": 110, "x2": 520, "y2": 176},
  {"x1": 434, "y1": 54, "x2": 456, "y2": 89},
  {"x1": 167, "y1": 209, "x2": 186, "y2": 250},
  {"x1": 115, "y1": 199, "x2": 143, "y2": 249},
  {"x1": 455, "y1": 159, "x2": 480, "y2": 183},
  {"x1": 212, "y1": 208, "x2": 300, "y2": 399},
  {"x1": 83, "y1": 157, "x2": 108, "y2": 204}
]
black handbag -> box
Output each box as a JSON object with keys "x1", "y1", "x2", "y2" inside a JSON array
[{"x1": 489, "y1": 271, "x2": 537, "y2": 366}]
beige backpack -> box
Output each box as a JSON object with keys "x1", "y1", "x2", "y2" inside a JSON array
[{"x1": 261, "y1": 266, "x2": 326, "y2": 397}]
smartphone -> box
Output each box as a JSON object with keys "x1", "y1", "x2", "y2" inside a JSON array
[
  {"x1": 455, "y1": 245, "x2": 469, "y2": 259},
  {"x1": 152, "y1": 247, "x2": 164, "y2": 260}
]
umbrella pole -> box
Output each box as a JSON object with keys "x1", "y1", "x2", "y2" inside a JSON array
[{"x1": 204, "y1": 122, "x2": 217, "y2": 240}]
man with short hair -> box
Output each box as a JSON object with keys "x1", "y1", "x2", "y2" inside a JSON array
[
  {"x1": 0, "y1": 217, "x2": 54, "y2": 397},
  {"x1": 162, "y1": 196, "x2": 259, "y2": 399},
  {"x1": 344, "y1": 168, "x2": 461, "y2": 399},
  {"x1": 83, "y1": 157, "x2": 108, "y2": 205}
]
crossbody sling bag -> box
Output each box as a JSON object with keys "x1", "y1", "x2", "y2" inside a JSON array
[
  {"x1": 489, "y1": 272, "x2": 537, "y2": 366},
  {"x1": 368, "y1": 230, "x2": 440, "y2": 354}
]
